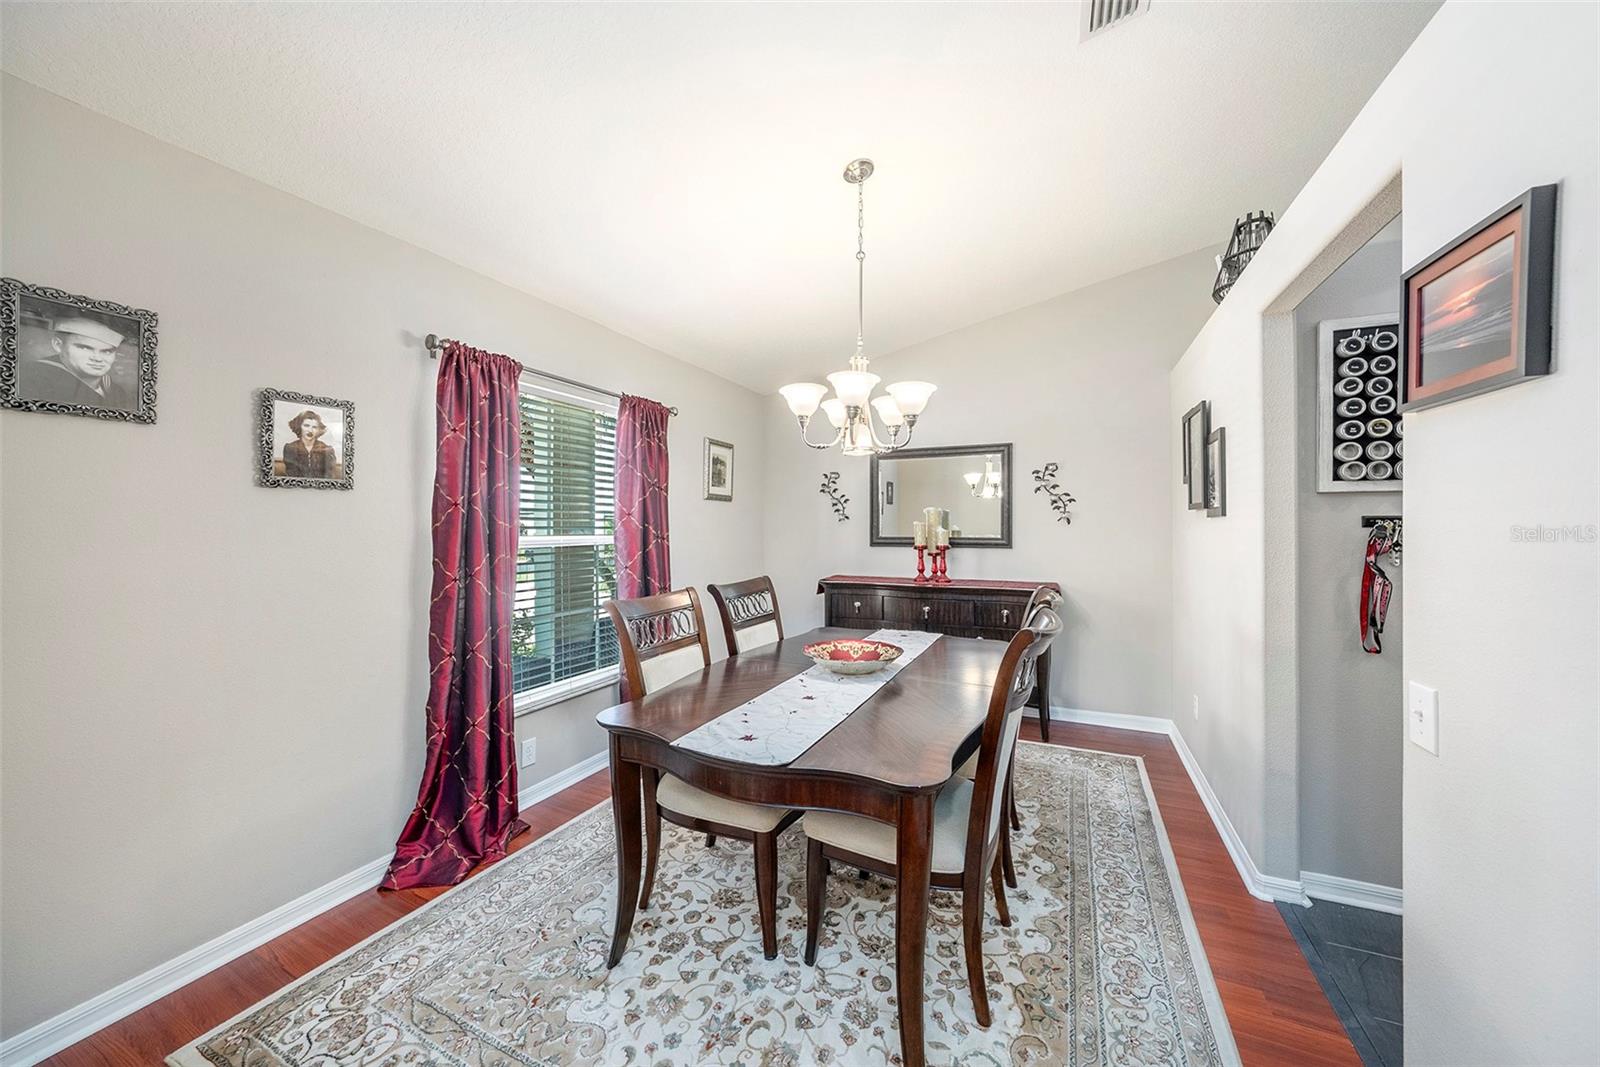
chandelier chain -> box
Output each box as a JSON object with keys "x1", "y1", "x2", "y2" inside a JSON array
[{"x1": 855, "y1": 179, "x2": 866, "y2": 353}]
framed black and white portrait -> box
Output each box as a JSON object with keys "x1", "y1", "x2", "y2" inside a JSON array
[
  {"x1": 0, "y1": 277, "x2": 158, "y2": 423},
  {"x1": 703, "y1": 437, "x2": 734, "y2": 501},
  {"x1": 257, "y1": 388, "x2": 354, "y2": 490}
]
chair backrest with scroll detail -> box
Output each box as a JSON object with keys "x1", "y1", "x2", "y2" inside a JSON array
[
  {"x1": 706, "y1": 575, "x2": 784, "y2": 656},
  {"x1": 603, "y1": 587, "x2": 712, "y2": 700},
  {"x1": 964, "y1": 606, "x2": 1061, "y2": 872}
]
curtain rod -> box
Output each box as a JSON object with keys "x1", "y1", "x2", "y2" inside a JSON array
[{"x1": 423, "y1": 334, "x2": 678, "y2": 416}]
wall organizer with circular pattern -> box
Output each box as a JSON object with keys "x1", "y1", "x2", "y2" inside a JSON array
[{"x1": 1317, "y1": 315, "x2": 1403, "y2": 493}]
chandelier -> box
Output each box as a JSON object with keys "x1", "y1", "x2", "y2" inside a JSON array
[
  {"x1": 779, "y1": 159, "x2": 935, "y2": 455},
  {"x1": 965, "y1": 455, "x2": 1004, "y2": 498}
]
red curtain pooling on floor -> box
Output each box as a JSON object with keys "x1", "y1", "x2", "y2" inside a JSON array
[
  {"x1": 615, "y1": 394, "x2": 673, "y2": 601},
  {"x1": 384, "y1": 341, "x2": 528, "y2": 890}
]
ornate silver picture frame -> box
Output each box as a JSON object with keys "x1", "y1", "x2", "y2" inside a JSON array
[
  {"x1": 256, "y1": 388, "x2": 355, "y2": 490},
  {"x1": 0, "y1": 277, "x2": 159, "y2": 423}
]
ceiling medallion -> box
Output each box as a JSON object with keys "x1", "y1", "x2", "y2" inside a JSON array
[{"x1": 779, "y1": 159, "x2": 934, "y2": 456}]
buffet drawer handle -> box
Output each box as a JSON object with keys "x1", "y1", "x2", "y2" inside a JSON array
[
  {"x1": 1002, "y1": 608, "x2": 1010, "y2": 623},
  {"x1": 854, "y1": 600, "x2": 862, "y2": 612},
  {"x1": 922, "y1": 605, "x2": 932, "y2": 618}
]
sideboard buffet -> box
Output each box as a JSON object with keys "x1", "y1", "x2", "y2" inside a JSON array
[{"x1": 816, "y1": 574, "x2": 1060, "y2": 740}]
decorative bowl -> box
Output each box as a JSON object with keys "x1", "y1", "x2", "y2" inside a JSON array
[{"x1": 803, "y1": 638, "x2": 904, "y2": 675}]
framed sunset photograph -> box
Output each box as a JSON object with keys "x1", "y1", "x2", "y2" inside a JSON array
[{"x1": 1401, "y1": 184, "x2": 1556, "y2": 411}]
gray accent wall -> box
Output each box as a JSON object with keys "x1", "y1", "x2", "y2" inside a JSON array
[
  {"x1": 0, "y1": 76, "x2": 768, "y2": 1038},
  {"x1": 1293, "y1": 231, "x2": 1403, "y2": 889}
]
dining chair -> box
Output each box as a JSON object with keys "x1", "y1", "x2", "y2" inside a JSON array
[
  {"x1": 706, "y1": 575, "x2": 784, "y2": 656},
  {"x1": 801, "y1": 607, "x2": 1061, "y2": 1027},
  {"x1": 603, "y1": 587, "x2": 800, "y2": 959},
  {"x1": 956, "y1": 584, "x2": 1061, "y2": 887}
]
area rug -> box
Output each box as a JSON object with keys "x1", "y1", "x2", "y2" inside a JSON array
[{"x1": 170, "y1": 743, "x2": 1239, "y2": 1066}]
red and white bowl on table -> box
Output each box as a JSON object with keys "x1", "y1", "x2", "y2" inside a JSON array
[{"x1": 803, "y1": 638, "x2": 904, "y2": 675}]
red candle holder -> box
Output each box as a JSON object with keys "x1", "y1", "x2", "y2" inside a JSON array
[
  {"x1": 932, "y1": 545, "x2": 952, "y2": 583},
  {"x1": 913, "y1": 544, "x2": 929, "y2": 583}
]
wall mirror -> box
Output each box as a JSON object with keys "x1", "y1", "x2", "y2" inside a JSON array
[{"x1": 870, "y1": 443, "x2": 1013, "y2": 548}]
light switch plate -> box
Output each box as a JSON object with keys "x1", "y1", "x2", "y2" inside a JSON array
[
  {"x1": 1407, "y1": 682, "x2": 1438, "y2": 755},
  {"x1": 520, "y1": 738, "x2": 538, "y2": 767}
]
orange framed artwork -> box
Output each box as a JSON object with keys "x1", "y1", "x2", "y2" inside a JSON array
[{"x1": 1401, "y1": 184, "x2": 1556, "y2": 411}]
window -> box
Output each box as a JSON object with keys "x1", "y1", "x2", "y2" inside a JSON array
[{"x1": 512, "y1": 377, "x2": 621, "y2": 709}]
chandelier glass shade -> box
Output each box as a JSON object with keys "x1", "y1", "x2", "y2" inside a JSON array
[{"x1": 779, "y1": 158, "x2": 935, "y2": 455}]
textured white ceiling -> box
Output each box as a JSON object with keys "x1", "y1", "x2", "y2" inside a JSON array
[{"x1": 1, "y1": 2, "x2": 1437, "y2": 392}]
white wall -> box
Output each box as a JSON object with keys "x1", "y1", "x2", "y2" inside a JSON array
[
  {"x1": 1169, "y1": 3, "x2": 1597, "y2": 1061},
  {"x1": 1293, "y1": 231, "x2": 1404, "y2": 889},
  {"x1": 0, "y1": 76, "x2": 767, "y2": 1039},
  {"x1": 765, "y1": 247, "x2": 1220, "y2": 719}
]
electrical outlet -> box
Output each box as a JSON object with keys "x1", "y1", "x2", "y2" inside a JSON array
[
  {"x1": 1407, "y1": 682, "x2": 1438, "y2": 755},
  {"x1": 1192, "y1": 695, "x2": 1200, "y2": 720},
  {"x1": 520, "y1": 738, "x2": 538, "y2": 767}
]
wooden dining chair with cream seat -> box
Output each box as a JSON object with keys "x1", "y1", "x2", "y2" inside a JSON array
[
  {"x1": 956, "y1": 585, "x2": 1061, "y2": 887},
  {"x1": 603, "y1": 587, "x2": 801, "y2": 959},
  {"x1": 707, "y1": 575, "x2": 784, "y2": 656},
  {"x1": 801, "y1": 608, "x2": 1060, "y2": 1026}
]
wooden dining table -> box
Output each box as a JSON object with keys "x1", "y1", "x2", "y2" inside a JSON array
[{"x1": 595, "y1": 625, "x2": 1008, "y2": 1067}]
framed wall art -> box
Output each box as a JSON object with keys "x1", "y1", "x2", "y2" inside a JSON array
[
  {"x1": 1317, "y1": 315, "x2": 1403, "y2": 493},
  {"x1": 1182, "y1": 400, "x2": 1209, "y2": 510},
  {"x1": 1205, "y1": 427, "x2": 1227, "y2": 518},
  {"x1": 257, "y1": 388, "x2": 354, "y2": 490},
  {"x1": 1401, "y1": 184, "x2": 1556, "y2": 411},
  {"x1": 703, "y1": 437, "x2": 734, "y2": 501},
  {"x1": 0, "y1": 277, "x2": 159, "y2": 423}
]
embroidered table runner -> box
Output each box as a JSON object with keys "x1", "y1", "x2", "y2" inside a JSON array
[{"x1": 673, "y1": 629, "x2": 942, "y2": 766}]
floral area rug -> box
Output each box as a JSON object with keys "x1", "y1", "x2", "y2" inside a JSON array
[{"x1": 171, "y1": 742, "x2": 1239, "y2": 1066}]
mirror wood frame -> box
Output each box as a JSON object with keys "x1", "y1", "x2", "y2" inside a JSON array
[{"x1": 869, "y1": 442, "x2": 1014, "y2": 548}]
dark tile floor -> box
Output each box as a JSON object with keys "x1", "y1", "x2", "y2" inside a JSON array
[{"x1": 1278, "y1": 899, "x2": 1404, "y2": 1067}]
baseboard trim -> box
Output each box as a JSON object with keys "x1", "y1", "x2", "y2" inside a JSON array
[
  {"x1": 1049, "y1": 705, "x2": 1312, "y2": 907},
  {"x1": 1301, "y1": 871, "x2": 1403, "y2": 914},
  {"x1": 1, "y1": 752, "x2": 613, "y2": 1066},
  {"x1": 0, "y1": 854, "x2": 392, "y2": 1067},
  {"x1": 516, "y1": 750, "x2": 608, "y2": 812}
]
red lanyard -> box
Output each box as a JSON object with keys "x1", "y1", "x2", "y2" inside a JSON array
[{"x1": 1360, "y1": 528, "x2": 1395, "y2": 654}]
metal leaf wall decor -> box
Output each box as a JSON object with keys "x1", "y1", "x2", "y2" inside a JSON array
[
  {"x1": 1032, "y1": 462, "x2": 1077, "y2": 523},
  {"x1": 819, "y1": 472, "x2": 850, "y2": 522}
]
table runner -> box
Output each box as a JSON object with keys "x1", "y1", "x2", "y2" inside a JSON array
[{"x1": 672, "y1": 629, "x2": 941, "y2": 765}]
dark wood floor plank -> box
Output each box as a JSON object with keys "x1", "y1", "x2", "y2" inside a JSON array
[{"x1": 43, "y1": 729, "x2": 1359, "y2": 1066}]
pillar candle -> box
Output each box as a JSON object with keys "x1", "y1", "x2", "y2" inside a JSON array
[{"x1": 913, "y1": 521, "x2": 926, "y2": 547}]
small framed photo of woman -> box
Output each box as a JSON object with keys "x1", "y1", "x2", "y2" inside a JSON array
[{"x1": 256, "y1": 388, "x2": 354, "y2": 489}]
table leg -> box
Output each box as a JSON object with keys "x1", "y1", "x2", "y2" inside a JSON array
[
  {"x1": 606, "y1": 735, "x2": 642, "y2": 968},
  {"x1": 894, "y1": 792, "x2": 935, "y2": 1067},
  {"x1": 1034, "y1": 648, "x2": 1052, "y2": 742}
]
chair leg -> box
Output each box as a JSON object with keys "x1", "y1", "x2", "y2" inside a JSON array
[
  {"x1": 1007, "y1": 767, "x2": 1021, "y2": 833},
  {"x1": 990, "y1": 854, "x2": 1012, "y2": 928},
  {"x1": 639, "y1": 771, "x2": 662, "y2": 910},
  {"x1": 1001, "y1": 815, "x2": 1017, "y2": 889},
  {"x1": 805, "y1": 837, "x2": 829, "y2": 966},
  {"x1": 962, "y1": 870, "x2": 993, "y2": 1027},
  {"x1": 705, "y1": 833, "x2": 717, "y2": 848},
  {"x1": 754, "y1": 831, "x2": 779, "y2": 961}
]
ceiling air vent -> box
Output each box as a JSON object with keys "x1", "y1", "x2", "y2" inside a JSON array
[{"x1": 1080, "y1": 0, "x2": 1150, "y2": 41}]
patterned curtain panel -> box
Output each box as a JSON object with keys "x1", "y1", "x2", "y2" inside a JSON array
[
  {"x1": 614, "y1": 394, "x2": 672, "y2": 601},
  {"x1": 384, "y1": 341, "x2": 528, "y2": 890}
]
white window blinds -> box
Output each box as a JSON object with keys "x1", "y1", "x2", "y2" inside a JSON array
[{"x1": 512, "y1": 378, "x2": 621, "y2": 704}]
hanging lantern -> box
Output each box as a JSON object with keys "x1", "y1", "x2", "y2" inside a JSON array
[{"x1": 1211, "y1": 210, "x2": 1276, "y2": 304}]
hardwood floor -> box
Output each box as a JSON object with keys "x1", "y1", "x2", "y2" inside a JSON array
[{"x1": 45, "y1": 720, "x2": 1360, "y2": 1066}]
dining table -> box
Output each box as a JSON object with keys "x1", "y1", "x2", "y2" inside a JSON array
[{"x1": 595, "y1": 625, "x2": 1009, "y2": 1067}]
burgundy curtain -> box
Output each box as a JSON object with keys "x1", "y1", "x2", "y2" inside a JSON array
[
  {"x1": 384, "y1": 341, "x2": 527, "y2": 890},
  {"x1": 615, "y1": 394, "x2": 673, "y2": 601}
]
